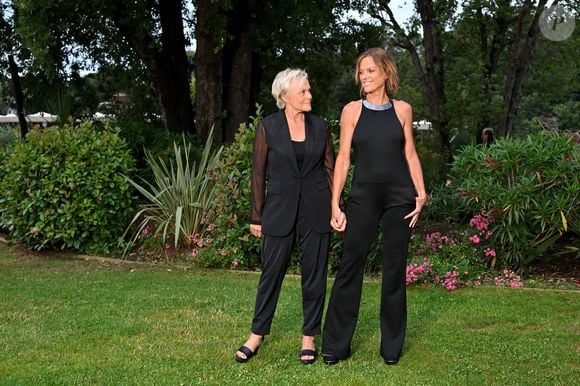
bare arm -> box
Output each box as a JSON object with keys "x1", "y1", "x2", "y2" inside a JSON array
[
  {"x1": 395, "y1": 100, "x2": 427, "y2": 227},
  {"x1": 331, "y1": 101, "x2": 361, "y2": 231}
]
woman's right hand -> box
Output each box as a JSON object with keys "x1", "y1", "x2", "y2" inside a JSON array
[
  {"x1": 330, "y1": 207, "x2": 347, "y2": 232},
  {"x1": 250, "y1": 224, "x2": 262, "y2": 238}
]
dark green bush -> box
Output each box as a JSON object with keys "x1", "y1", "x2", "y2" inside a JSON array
[
  {"x1": 0, "y1": 122, "x2": 136, "y2": 253},
  {"x1": 201, "y1": 106, "x2": 265, "y2": 269},
  {"x1": 449, "y1": 131, "x2": 579, "y2": 268}
]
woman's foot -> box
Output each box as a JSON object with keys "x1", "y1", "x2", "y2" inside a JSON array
[
  {"x1": 235, "y1": 333, "x2": 264, "y2": 363},
  {"x1": 299, "y1": 335, "x2": 317, "y2": 364}
]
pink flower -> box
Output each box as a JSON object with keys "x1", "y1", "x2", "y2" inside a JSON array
[
  {"x1": 469, "y1": 235, "x2": 480, "y2": 244},
  {"x1": 565, "y1": 156, "x2": 571, "y2": 161},
  {"x1": 484, "y1": 248, "x2": 496, "y2": 258},
  {"x1": 232, "y1": 259, "x2": 239, "y2": 269},
  {"x1": 141, "y1": 227, "x2": 149, "y2": 236},
  {"x1": 191, "y1": 248, "x2": 198, "y2": 257},
  {"x1": 220, "y1": 249, "x2": 227, "y2": 257},
  {"x1": 165, "y1": 243, "x2": 171, "y2": 250},
  {"x1": 445, "y1": 179, "x2": 453, "y2": 187}
]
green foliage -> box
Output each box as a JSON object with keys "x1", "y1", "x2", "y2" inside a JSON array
[
  {"x1": 553, "y1": 101, "x2": 580, "y2": 132},
  {"x1": 123, "y1": 129, "x2": 222, "y2": 252},
  {"x1": 202, "y1": 106, "x2": 264, "y2": 269},
  {"x1": 449, "y1": 131, "x2": 579, "y2": 268},
  {"x1": 0, "y1": 124, "x2": 19, "y2": 148},
  {"x1": 0, "y1": 122, "x2": 136, "y2": 253},
  {"x1": 414, "y1": 132, "x2": 449, "y2": 192}
]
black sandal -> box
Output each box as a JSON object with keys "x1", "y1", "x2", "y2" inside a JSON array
[
  {"x1": 235, "y1": 337, "x2": 264, "y2": 363},
  {"x1": 299, "y1": 349, "x2": 317, "y2": 365}
]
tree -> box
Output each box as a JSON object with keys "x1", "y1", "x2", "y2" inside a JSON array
[
  {"x1": 499, "y1": 0, "x2": 550, "y2": 136},
  {"x1": 369, "y1": 0, "x2": 456, "y2": 155},
  {"x1": 193, "y1": 0, "x2": 384, "y2": 144},
  {"x1": 15, "y1": 0, "x2": 195, "y2": 133}
]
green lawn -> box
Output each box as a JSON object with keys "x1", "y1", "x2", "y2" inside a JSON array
[{"x1": 0, "y1": 245, "x2": 578, "y2": 385}]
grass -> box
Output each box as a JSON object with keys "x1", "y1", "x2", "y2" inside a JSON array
[{"x1": 0, "y1": 245, "x2": 578, "y2": 385}]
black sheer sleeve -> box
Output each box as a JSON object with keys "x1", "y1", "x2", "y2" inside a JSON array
[
  {"x1": 250, "y1": 122, "x2": 268, "y2": 225},
  {"x1": 324, "y1": 124, "x2": 344, "y2": 209}
]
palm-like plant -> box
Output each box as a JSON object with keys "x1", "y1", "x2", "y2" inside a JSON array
[{"x1": 124, "y1": 128, "x2": 222, "y2": 253}]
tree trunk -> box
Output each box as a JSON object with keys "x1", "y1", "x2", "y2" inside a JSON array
[
  {"x1": 222, "y1": 0, "x2": 260, "y2": 143},
  {"x1": 8, "y1": 55, "x2": 28, "y2": 138},
  {"x1": 416, "y1": 0, "x2": 449, "y2": 149},
  {"x1": 157, "y1": 0, "x2": 195, "y2": 133},
  {"x1": 195, "y1": 0, "x2": 224, "y2": 143},
  {"x1": 499, "y1": 0, "x2": 549, "y2": 136},
  {"x1": 374, "y1": 0, "x2": 450, "y2": 156},
  {"x1": 109, "y1": 0, "x2": 195, "y2": 134},
  {"x1": 475, "y1": 1, "x2": 509, "y2": 140}
]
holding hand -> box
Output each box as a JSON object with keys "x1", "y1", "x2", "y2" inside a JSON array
[
  {"x1": 330, "y1": 207, "x2": 347, "y2": 232},
  {"x1": 250, "y1": 224, "x2": 262, "y2": 238}
]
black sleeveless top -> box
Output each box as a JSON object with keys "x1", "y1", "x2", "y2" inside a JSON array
[
  {"x1": 292, "y1": 139, "x2": 306, "y2": 171},
  {"x1": 351, "y1": 100, "x2": 412, "y2": 185}
]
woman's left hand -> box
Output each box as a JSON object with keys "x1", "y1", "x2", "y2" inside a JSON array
[{"x1": 404, "y1": 195, "x2": 427, "y2": 228}]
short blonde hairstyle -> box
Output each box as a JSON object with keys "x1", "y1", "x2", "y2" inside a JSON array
[
  {"x1": 271, "y1": 68, "x2": 309, "y2": 109},
  {"x1": 355, "y1": 47, "x2": 399, "y2": 95}
]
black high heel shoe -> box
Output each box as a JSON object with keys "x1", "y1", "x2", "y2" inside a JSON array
[
  {"x1": 380, "y1": 347, "x2": 400, "y2": 365},
  {"x1": 235, "y1": 336, "x2": 264, "y2": 363},
  {"x1": 322, "y1": 354, "x2": 340, "y2": 365}
]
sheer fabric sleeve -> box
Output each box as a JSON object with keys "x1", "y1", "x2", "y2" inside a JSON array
[
  {"x1": 250, "y1": 122, "x2": 268, "y2": 224},
  {"x1": 324, "y1": 125, "x2": 344, "y2": 210}
]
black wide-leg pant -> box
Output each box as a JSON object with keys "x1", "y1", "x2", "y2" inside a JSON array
[
  {"x1": 322, "y1": 181, "x2": 413, "y2": 360},
  {"x1": 251, "y1": 209, "x2": 330, "y2": 336}
]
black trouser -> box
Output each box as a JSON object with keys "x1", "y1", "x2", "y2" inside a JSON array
[
  {"x1": 251, "y1": 209, "x2": 330, "y2": 336},
  {"x1": 322, "y1": 181, "x2": 413, "y2": 360}
]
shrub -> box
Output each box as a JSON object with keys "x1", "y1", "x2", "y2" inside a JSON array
[
  {"x1": 449, "y1": 131, "x2": 579, "y2": 268},
  {"x1": 123, "y1": 129, "x2": 222, "y2": 252},
  {"x1": 0, "y1": 123, "x2": 135, "y2": 253},
  {"x1": 406, "y1": 215, "x2": 523, "y2": 291},
  {"x1": 202, "y1": 106, "x2": 264, "y2": 269}
]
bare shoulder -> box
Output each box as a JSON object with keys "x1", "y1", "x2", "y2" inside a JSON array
[
  {"x1": 341, "y1": 100, "x2": 362, "y2": 125},
  {"x1": 393, "y1": 99, "x2": 412, "y2": 114},
  {"x1": 342, "y1": 100, "x2": 362, "y2": 115}
]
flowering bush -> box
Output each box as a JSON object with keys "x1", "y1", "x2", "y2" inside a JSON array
[
  {"x1": 198, "y1": 106, "x2": 265, "y2": 269},
  {"x1": 405, "y1": 213, "x2": 523, "y2": 291},
  {"x1": 448, "y1": 131, "x2": 579, "y2": 268}
]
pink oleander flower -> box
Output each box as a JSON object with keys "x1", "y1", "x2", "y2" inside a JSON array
[
  {"x1": 220, "y1": 249, "x2": 227, "y2": 257},
  {"x1": 141, "y1": 227, "x2": 149, "y2": 236},
  {"x1": 445, "y1": 179, "x2": 453, "y2": 187},
  {"x1": 442, "y1": 271, "x2": 460, "y2": 291},
  {"x1": 469, "y1": 235, "x2": 480, "y2": 244},
  {"x1": 164, "y1": 243, "x2": 171, "y2": 250},
  {"x1": 484, "y1": 248, "x2": 496, "y2": 258},
  {"x1": 232, "y1": 259, "x2": 239, "y2": 269},
  {"x1": 191, "y1": 248, "x2": 198, "y2": 257}
]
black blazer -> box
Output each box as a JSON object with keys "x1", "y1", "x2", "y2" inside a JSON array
[{"x1": 250, "y1": 110, "x2": 336, "y2": 237}]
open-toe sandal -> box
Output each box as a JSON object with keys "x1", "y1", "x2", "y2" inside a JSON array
[
  {"x1": 299, "y1": 349, "x2": 317, "y2": 365},
  {"x1": 235, "y1": 337, "x2": 264, "y2": 363}
]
